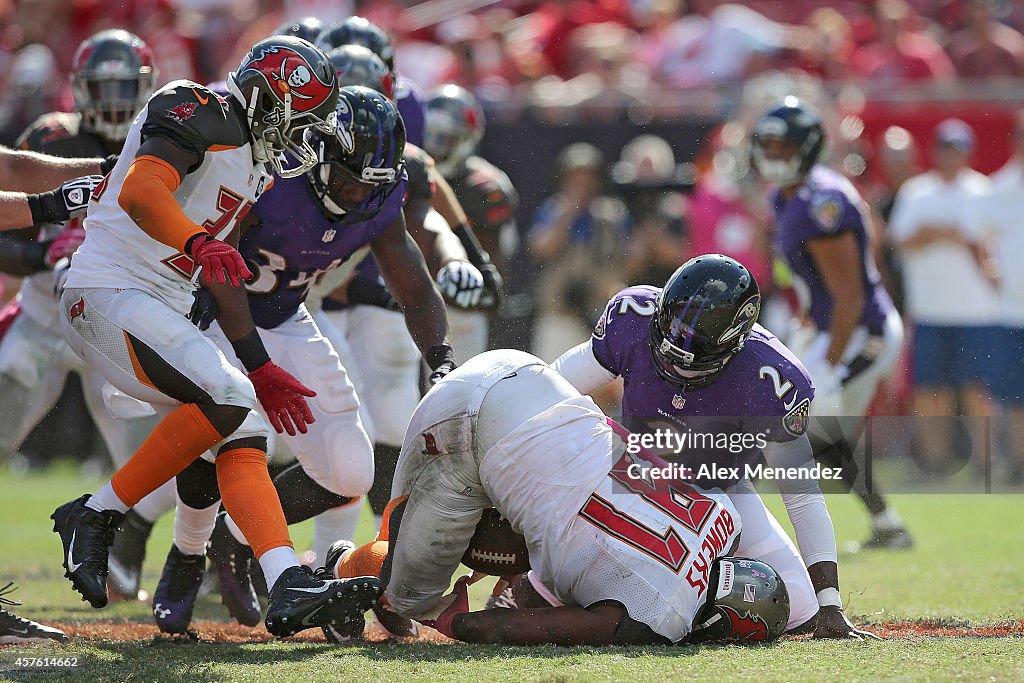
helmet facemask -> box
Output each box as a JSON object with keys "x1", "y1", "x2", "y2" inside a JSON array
[
  {"x1": 309, "y1": 140, "x2": 404, "y2": 223},
  {"x1": 649, "y1": 320, "x2": 739, "y2": 390},
  {"x1": 231, "y1": 75, "x2": 337, "y2": 178},
  {"x1": 750, "y1": 138, "x2": 804, "y2": 187}
]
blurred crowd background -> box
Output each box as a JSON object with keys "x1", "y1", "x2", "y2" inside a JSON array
[{"x1": 3, "y1": 0, "x2": 1024, "y2": 485}]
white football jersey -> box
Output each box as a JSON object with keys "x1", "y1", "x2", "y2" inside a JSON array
[
  {"x1": 67, "y1": 80, "x2": 272, "y2": 314},
  {"x1": 392, "y1": 350, "x2": 741, "y2": 642}
]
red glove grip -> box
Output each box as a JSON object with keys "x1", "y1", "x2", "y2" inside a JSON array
[
  {"x1": 421, "y1": 576, "x2": 471, "y2": 639},
  {"x1": 248, "y1": 361, "x2": 316, "y2": 436},
  {"x1": 189, "y1": 235, "x2": 252, "y2": 287},
  {"x1": 45, "y1": 224, "x2": 86, "y2": 268}
]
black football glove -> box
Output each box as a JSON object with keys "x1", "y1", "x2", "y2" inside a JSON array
[
  {"x1": 188, "y1": 287, "x2": 219, "y2": 331},
  {"x1": 426, "y1": 344, "x2": 458, "y2": 385}
]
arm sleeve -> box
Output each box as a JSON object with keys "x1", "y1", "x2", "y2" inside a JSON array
[
  {"x1": 552, "y1": 340, "x2": 617, "y2": 395},
  {"x1": 762, "y1": 435, "x2": 838, "y2": 566},
  {"x1": 118, "y1": 155, "x2": 206, "y2": 253}
]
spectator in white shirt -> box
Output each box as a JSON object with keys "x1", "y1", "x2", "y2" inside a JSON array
[
  {"x1": 888, "y1": 119, "x2": 999, "y2": 477},
  {"x1": 966, "y1": 111, "x2": 1024, "y2": 484}
]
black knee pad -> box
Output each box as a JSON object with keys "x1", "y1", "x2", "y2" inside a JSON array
[
  {"x1": 367, "y1": 443, "x2": 402, "y2": 516},
  {"x1": 176, "y1": 458, "x2": 221, "y2": 509},
  {"x1": 271, "y1": 461, "x2": 352, "y2": 525}
]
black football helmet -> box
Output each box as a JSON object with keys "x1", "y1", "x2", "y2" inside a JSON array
[
  {"x1": 690, "y1": 557, "x2": 790, "y2": 643},
  {"x1": 424, "y1": 84, "x2": 485, "y2": 178},
  {"x1": 274, "y1": 16, "x2": 327, "y2": 43},
  {"x1": 71, "y1": 29, "x2": 157, "y2": 143},
  {"x1": 315, "y1": 17, "x2": 396, "y2": 72},
  {"x1": 306, "y1": 85, "x2": 406, "y2": 224},
  {"x1": 227, "y1": 35, "x2": 338, "y2": 178},
  {"x1": 327, "y1": 45, "x2": 394, "y2": 101},
  {"x1": 649, "y1": 254, "x2": 760, "y2": 390},
  {"x1": 750, "y1": 96, "x2": 824, "y2": 187}
]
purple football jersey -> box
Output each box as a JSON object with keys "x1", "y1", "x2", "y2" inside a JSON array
[
  {"x1": 772, "y1": 166, "x2": 893, "y2": 333},
  {"x1": 243, "y1": 172, "x2": 407, "y2": 328},
  {"x1": 396, "y1": 76, "x2": 425, "y2": 147},
  {"x1": 591, "y1": 286, "x2": 814, "y2": 485}
]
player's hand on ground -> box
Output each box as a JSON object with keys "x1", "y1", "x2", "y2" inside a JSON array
[
  {"x1": 420, "y1": 575, "x2": 471, "y2": 639},
  {"x1": 45, "y1": 223, "x2": 86, "y2": 267},
  {"x1": 248, "y1": 361, "x2": 316, "y2": 436},
  {"x1": 188, "y1": 235, "x2": 252, "y2": 287},
  {"x1": 188, "y1": 287, "x2": 218, "y2": 331},
  {"x1": 436, "y1": 260, "x2": 484, "y2": 309},
  {"x1": 813, "y1": 606, "x2": 881, "y2": 641}
]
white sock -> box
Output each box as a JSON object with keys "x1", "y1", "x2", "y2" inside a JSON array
[
  {"x1": 86, "y1": 482, "x2": 130, "y2": 514},
  {"x1": 872, "y1": 507, "x2": 903, "y2": 530},
  {"x1": 224, "y1": 514, "x2": 249, "y2": 547},
  {"x1": 133, "y1": 480, "x2": 176, "y2": 524},
  {"x1": 259, "y1": 546, "x2": 300, "y2": 591},
  {"x1": 174, "y1": 496, "x2": 218, "y2": 556},
  {"x1": 313, "y1": 498, "x2": 363, "y2": 561}
]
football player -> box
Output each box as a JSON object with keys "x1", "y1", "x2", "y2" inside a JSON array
[
  {"x1": 159, "y1": 86, "x2": 456, "y2": 635},
  {"x1": 51, "y1": 35, "x2": 380, "y2": 638},
  {"x1": 324, "y1": 349, "x2": 790, "y2": 645},
  {"x1": 0, "y1": 31, "x2": 173, "y2": 602},
  {"x1": 553, "y1": 255, "x2": 878, "y2": 639},
  {"x1": 310, "y1": 44, "x2": 487, "y2": 545},
  {"x1": 424, "y1": 84, "x2": 517, "y2": 359},
  {"x1": 749, "y1": 98, "x2": 910, "y2": 550}
]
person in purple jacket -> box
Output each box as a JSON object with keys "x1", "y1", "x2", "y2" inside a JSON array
[
  {"x1": 750, "y1": 97, "x2": 910, "y2": 552},
  {"x1": 148, "y1": 86, "x2": 454, "y2": 638},
  {"x1": 554, "y1": 255, "x2": 877, "y2": 640}
]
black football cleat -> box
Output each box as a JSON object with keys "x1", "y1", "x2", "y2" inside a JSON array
[
  {"x1": 0, "y1": 582, "x2": 68, "y2": 644},
  {"x1": 107, "y1": 510, "x2": 153, "y2": 601},
  {"x1": 316, "y1": 541, "x2": 362, "y2": 643},
  {"x1": 207, "y1": 512, "x2": 261, "y2": 626},
  {"x1": 264, "y1": 566, "x2": 380, "y2": 638},
  {"x1": 51, "y1": 495, "x2": 123, "y2": 608},
  {"x1": 152, "y1": 545, "x2": 206, "y2": 634}
]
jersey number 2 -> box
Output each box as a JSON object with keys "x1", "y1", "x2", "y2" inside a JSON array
[{"x1": 579, "y1": 452, "x2": 716, "y2": 573}]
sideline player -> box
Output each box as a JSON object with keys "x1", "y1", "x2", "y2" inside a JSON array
[
  {"x1": 326, "y1": 349, "x2": 790, "y2": 645},
  {"x1": 155, "y1": 86, "x2": 455, "y2": 634},
  {"x1": 749, "y1": 98, "x2": 910, "y2": 550},
  {"x1": 51, "y1": 35, "x2": 379, "y2": 637},
  {"x1": 554, "y1": 254, "x2": 878, "y2": 639}
]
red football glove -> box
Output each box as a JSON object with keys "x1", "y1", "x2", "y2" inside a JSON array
[
  {"x1": 189, "y1": 235, "x2": 252, "y2": 287},
  {"x1": 45, "y1": 223, "x2": 86, "y2": 268},
  {"x1": 420, "y1": 575, "x2": 471, "y2": 640},
  {"x1": 248, "y1": 361, "x2": 316, "y2": 436}
]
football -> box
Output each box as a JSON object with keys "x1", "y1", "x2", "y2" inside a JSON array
[{"x1": 462, "y1": 508, "x2": 531, "y2": 575}]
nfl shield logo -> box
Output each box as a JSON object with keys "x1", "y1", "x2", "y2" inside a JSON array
[
  {"x1": 671, "y1": 394, "x2": 685, "y2": 409},
  {"x1": 322, "y1": 229, "x2": 336, "y2": 243}
]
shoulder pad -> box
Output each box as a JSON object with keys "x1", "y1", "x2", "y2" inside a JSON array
[{"x1": 141, "y1": 81, "x2": 247, "y2": 157}]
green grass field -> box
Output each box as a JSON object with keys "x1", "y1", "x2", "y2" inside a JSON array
[{"x1": 1, "y1": 462, "x2": 1022, "y2": 682}]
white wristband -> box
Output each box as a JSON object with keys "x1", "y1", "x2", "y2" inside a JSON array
[{"x1": 816, "y1": 587, "x2": 842, "y2": 608}]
